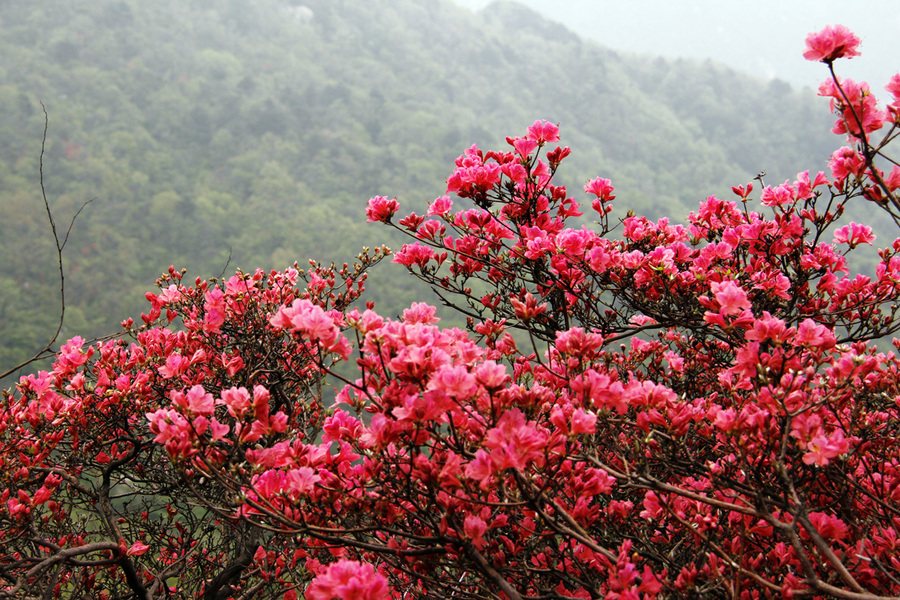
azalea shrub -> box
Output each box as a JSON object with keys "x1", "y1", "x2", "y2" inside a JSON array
[
  {"x1": 0, "y1": 254, "x2": 387, "y2": 599},
  {"x1": 4, "y1": 24, "x2": 900, "y2": 600}
]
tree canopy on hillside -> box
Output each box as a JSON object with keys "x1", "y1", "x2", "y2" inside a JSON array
[{"x1": 0, "y1": 0, "x2": 839, "y2": 384}]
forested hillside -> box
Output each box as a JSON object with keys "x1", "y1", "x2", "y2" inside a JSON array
[{"x1": 0, "y1": 0, "x2": 838, "y2": 382}]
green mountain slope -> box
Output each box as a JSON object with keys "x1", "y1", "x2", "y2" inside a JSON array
[{"x1": 0, "y1": 0, "x2": 837, "y2": 382}]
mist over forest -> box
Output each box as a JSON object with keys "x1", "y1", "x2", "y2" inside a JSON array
[{"x1": 0, "y1": 0, "x2": 854, "y2": 383}]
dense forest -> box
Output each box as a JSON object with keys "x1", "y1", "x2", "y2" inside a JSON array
[{"x1": 0, "y1": 0, "x2": 843, "y2": 383}]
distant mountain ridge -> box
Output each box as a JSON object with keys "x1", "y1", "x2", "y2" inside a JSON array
[
  {"x1": 0, "y1": 0, "x2": 837, "y2": 381},
  {"x1": 450, "y1": 0, "x2": 900, "y2": 92}
]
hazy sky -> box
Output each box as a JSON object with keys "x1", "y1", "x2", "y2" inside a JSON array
[{"x1": 450, "y1": 0, "x2": 900, "y2": 91}]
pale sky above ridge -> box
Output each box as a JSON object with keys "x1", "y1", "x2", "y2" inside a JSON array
[{"x1": 451, "y1": 0, "x2": 900, "y2": 92}]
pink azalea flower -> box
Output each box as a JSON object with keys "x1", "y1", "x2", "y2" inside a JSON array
[
  {"x1": 464, "y1": 514, "x2": 488, "y2": 549},
  {"x1": 391, "y1": 242, "x2": 435, "y2": 267},
  {"x1": 808, "y1": 512, "x2": 850, "y2": 541},
  {"x1": 219, "y1": 386, "x2": 251, "y2": 419},
  {"x1": 574, "y1": 369, "x2": 627, "y2": 414},
  {"x1": 555, "y1": 327, "x2": 604, "y2": 357},
  {"x1": 322, "y1": 410, "x2": 363, "y2": 443},
  {"x1": 570, "y1": 408, "x2": 598, "y2": 435},
  {"x1": 157, "y1": 284, "x2": 182, "y2": 305},
  {"x1": 223, "y1": 354, "x2": 244, "y2": 377},
  {"x1": 426, "y1": 195, "x2": 453, "y2": 217},
  {"x1": 731, "y1": 182, "x2": 753, "y2": 198},
  {"x1": 305, "y1": 560, "x2": 389, "y2": 600},
  {"x1": 793, "y1": 170, "x2": 828, "y2": 199},
  {"x1": 483, "y1": 409, "x2": 548, "y2": 471},
  {"x1": 174, "y1": 385, "x2": 215, "y2": 416},
  {"x1": 802, "y1": 429, "x2": 851, "y2": 466},
  {"x1": 834, "y1": 222, "x2": 875, "y2": 247},
  {"x1": 392, "y1": 389, "x2": 452, "y2": 422},
  {"x1": 474, "y1": 360, "x2": 509, "y2": 390},
  {"x1": 886, "y1": 73, "x2": 900, "y2": 108},
  {"x1": 401, "y1": 302, "x2": 440, "y2": 324},
  {"x1": 512, "y1": 137, "x2": 538, "y2": 157},
  {"x1": 126, "y1": 541, "x2": 150, "y2": 557},
  {"x1": 203, "y1": 287, "x2": 226, "y2": 332},
  {"x1": 446, "y1": 161, "x2": 501, "y2": 197},
  {"x1": 146, "y1": 408, "x2": 189, "y2": 444},
  {"x1": 269, "y1": 299, "x2": 348, "y2": 356},
  {"x1": 191, "y1": 415, "x2": 209, "y2": 435},
  {"x1": 158, "y1": 353, "x2": 190, "y2": 380},
  {"x1": 208, "y1": 418, "x2": 230, "y2": 441},
  {"x1": 584, "y1": 177, "x2": 615, "y2": 201},
  {"x1": 525, "y1": 120, "x2": 560, "y2": 144},
  {"x1": 709, "y1": 280, "x2": 752, "y2": 317},
  {"x1": 510, "y1": 293, "x2": 547, "y2": 321},
  {"x1": 413, "y1": 220, "x2": 443, "y2": 242},
  {"x1": 252, "y1": 385, "x2": 271, "y2": 422},
  {"x1": 795, "y1": 319, "x2": 836, "y2": 351},
  {"x1": 365, "y1": 196, "x2": 400, "y2": 223},
  {"x1": 640, "y1": 491, "x2": 664, "y2": 520},
  {"x1": 464, "y1": 448, "x2": 495, "y2": 490},
  {"x1": 828, "y1": 147, "x2": 866, "y2": 184},
  {"x1": 760, "y1": 183, "x2": 795, "y2": 207},
  {"x1": 885, "y1": 164, "x2": 900, "y2": 191},
  {"x1": 56, "y1": 336, "x2": 90, "y2": 373},
  {"x1": 818, "y1": 78, "x2": 885, "y2": 136},
  {"x1": 429, "y1": 364, "x2": 477, "y2": 400},
  {"x1": 286, "y1": 467, "x2": 321, "y2": 496},
  {"x1": 803, "y1": 25, "x2": 861, "y2": 62},
  {"x1": 745, "y1": 312, "x2": 792, "y2": 344}
]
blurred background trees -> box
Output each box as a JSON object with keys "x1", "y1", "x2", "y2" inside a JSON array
[{"x1": 0, "y1": 0, "x2": 843, "y2": 384}]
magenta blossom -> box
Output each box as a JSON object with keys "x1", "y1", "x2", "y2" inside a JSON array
[
  {"x1": 306, "y1": 560, "x2": 389, "y2": 600},
  {"x1": 886, "y1": 73, "x2": 900, "y2": 108},
  {"x1": 834, "y1": 222, "x2": 876, "y2": 247},
  {"x1": 525, "y1": 119, "x2": 560, "y2": 144},
  {"x1": 803, "y1": 24, "x2": 861, "y2": 63},
  {"x1": 365, "y1": 196, "x2": 400, "y2": 223}
]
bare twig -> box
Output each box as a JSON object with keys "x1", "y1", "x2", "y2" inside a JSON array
[{"x1": 0, "y1": 104, "x2": 94, "y2": 381}]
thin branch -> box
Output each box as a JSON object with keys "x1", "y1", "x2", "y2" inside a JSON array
[
  {"x1": 464, "y1": 543, "x2": 524, "y2": 600},
  {"x1": 0, "y1": 541, "x2": 121, "y2": 599},
  {"x1": 0, "y1": 104, "x2": 94, "y2": 381}
]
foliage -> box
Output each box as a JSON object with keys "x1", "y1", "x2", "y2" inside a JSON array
[{"x1": 4, "y1": 22, "x2": 900, "y2": 600}]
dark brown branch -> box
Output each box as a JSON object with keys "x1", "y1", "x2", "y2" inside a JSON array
[
  {"x1": 0, "y1": 104, "x2": 94, "y2": 381},
  {"x1": 0, "y1": 541, "x2": 121, "y2": 599}
]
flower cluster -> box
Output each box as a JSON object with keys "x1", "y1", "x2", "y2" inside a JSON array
[
  {"x1": 0, "y1": 252, "x2": 386, "y2": 598},
  {"x1": 802, "y1": 24, "x2": 861, "y2": 63}
]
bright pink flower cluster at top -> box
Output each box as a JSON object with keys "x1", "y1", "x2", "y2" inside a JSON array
[
  {"x1": 803, "y1": 24, "x2": 861, "y2": 62},
  {"x1": 365, "y1": 195, "x2": 400, "y2": 223}
]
